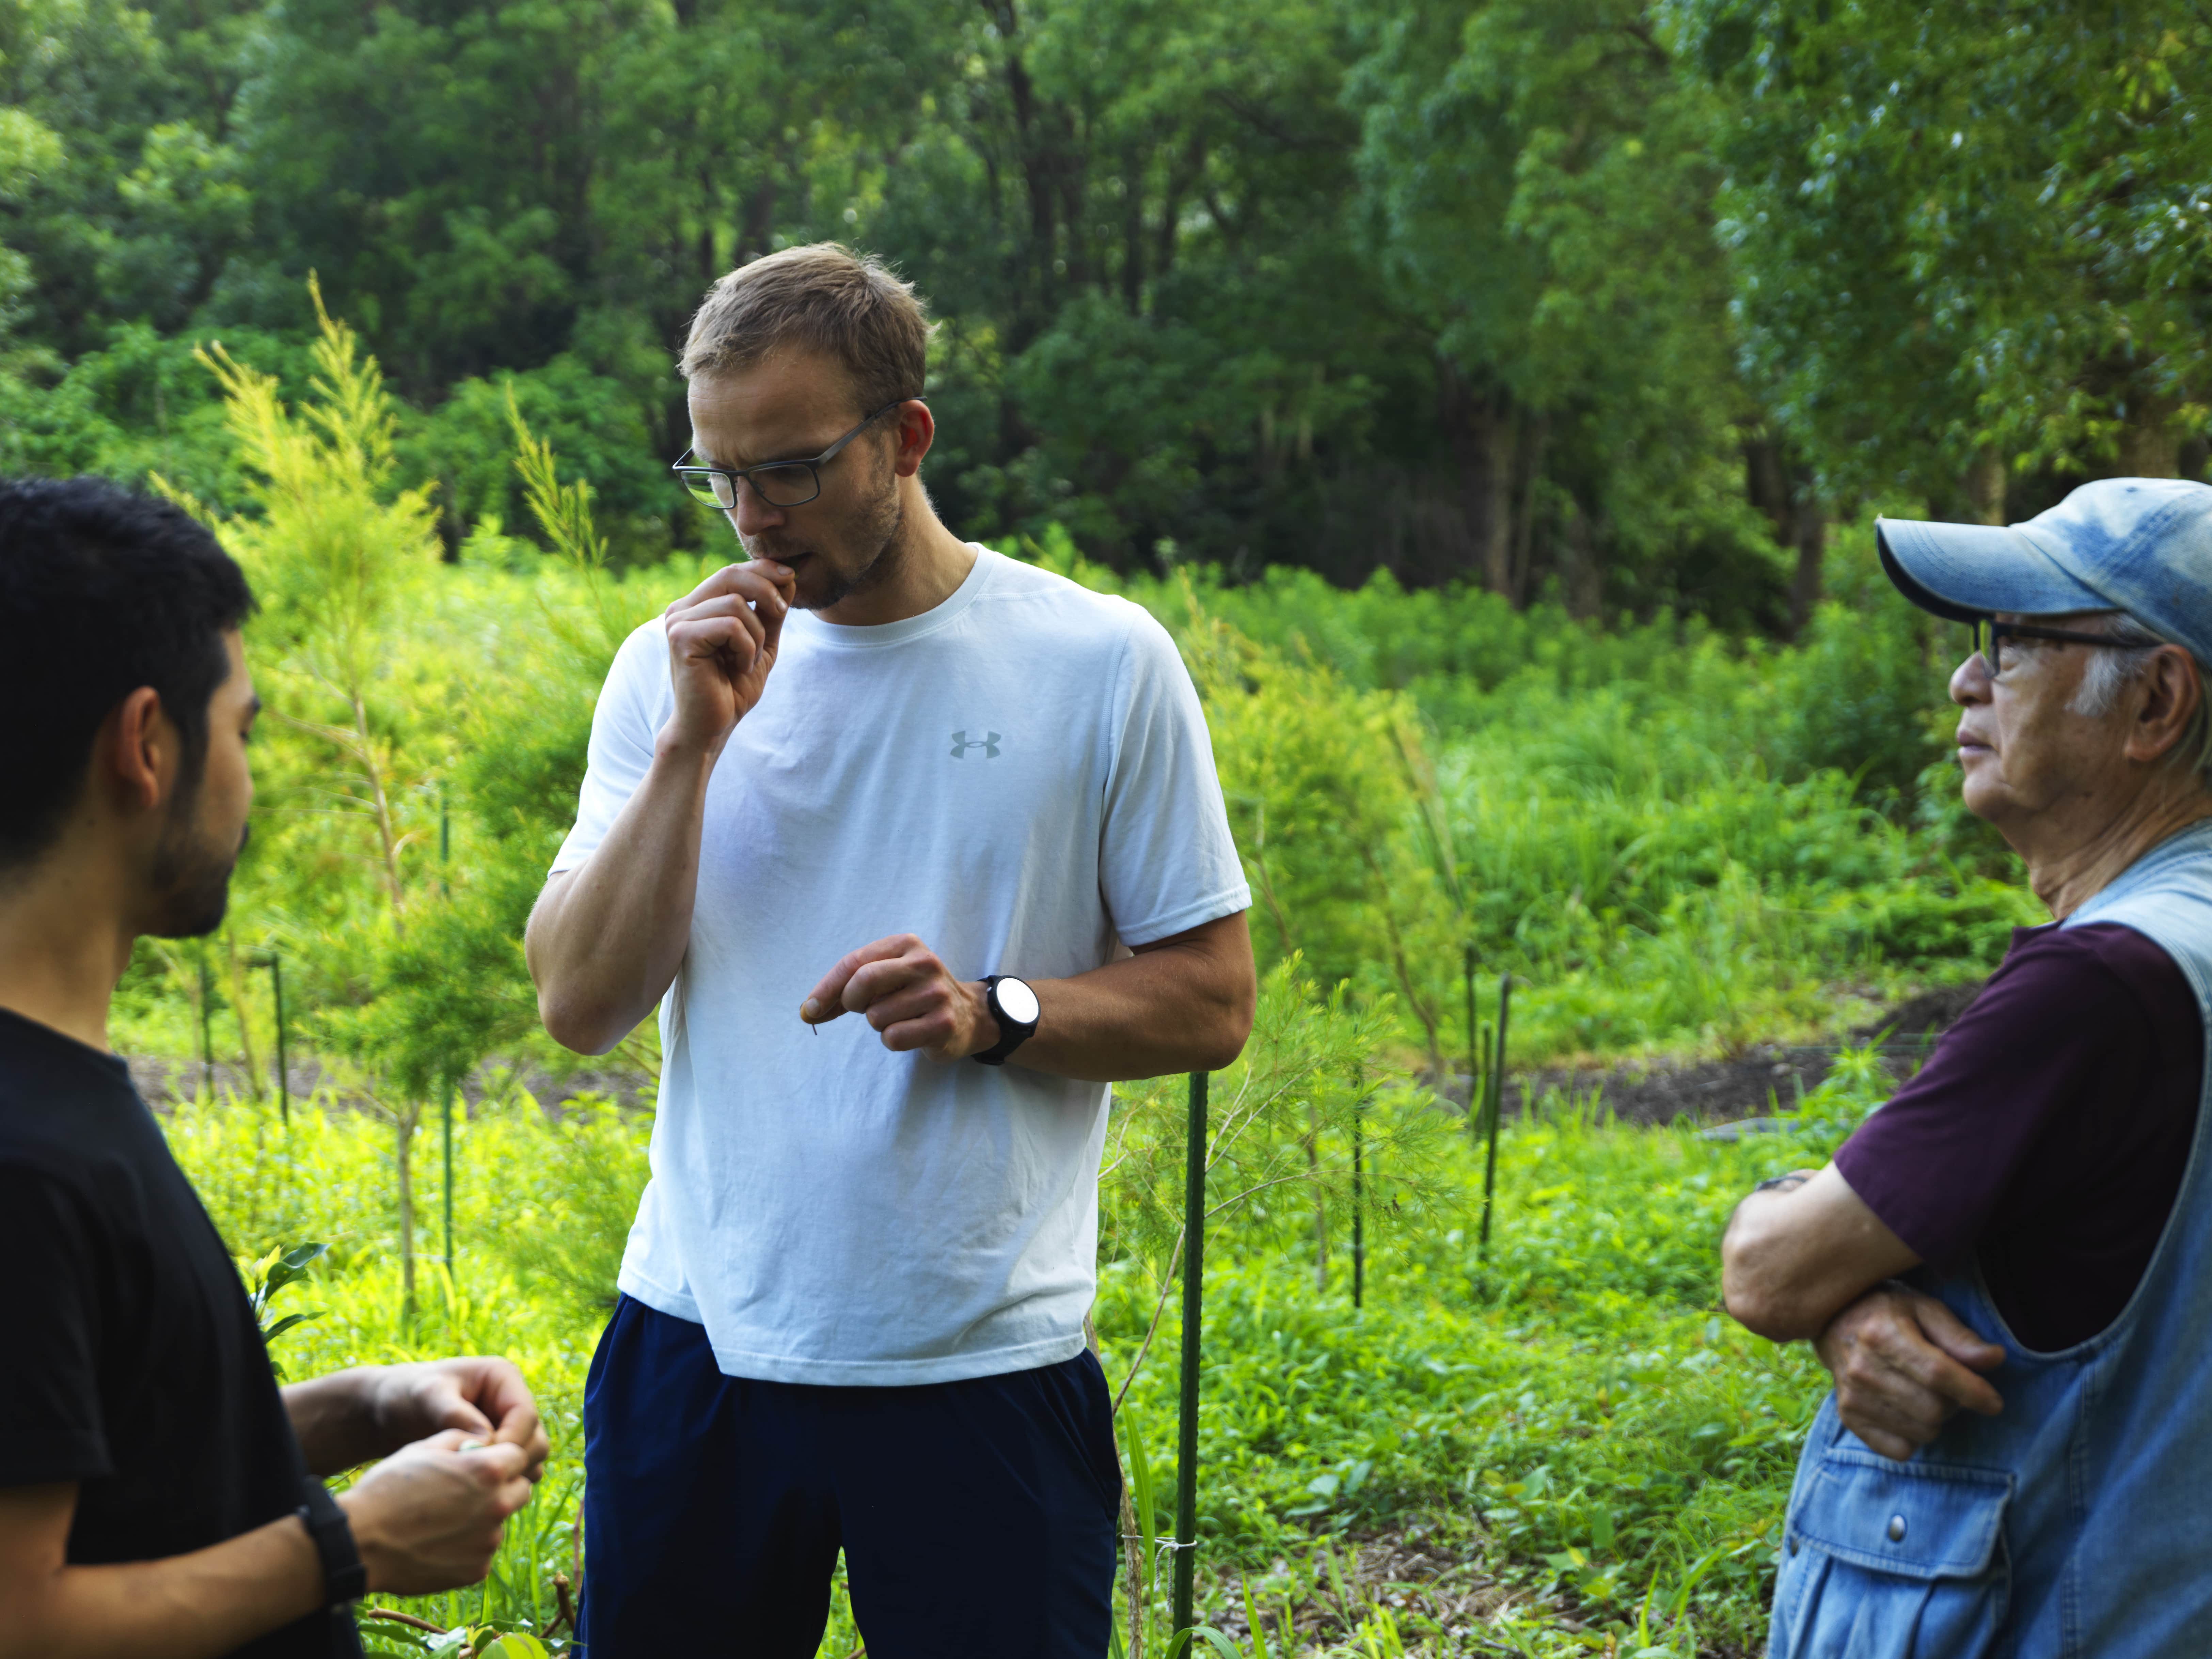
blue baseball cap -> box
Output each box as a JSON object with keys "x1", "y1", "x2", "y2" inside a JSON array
[{"x1": 1877, "y1": 478, "x2": 2212, "y2": 666}]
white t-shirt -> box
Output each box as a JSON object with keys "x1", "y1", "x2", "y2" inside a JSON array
[{"x1": 551, "y1": 547, "x2": 1250, "y2": 1385}]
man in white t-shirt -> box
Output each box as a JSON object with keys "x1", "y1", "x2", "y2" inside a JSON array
[{"x1": 525, "y1": 242, "x2": 1255, "y2": 1656}]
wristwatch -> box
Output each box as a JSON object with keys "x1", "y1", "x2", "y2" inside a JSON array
[
  {"x1": 297, "y1": 1478, "x2": 367, "y2": 1608},
  {"x1": 972, "y1": 975, "x2": 1041, "y2": 1066}
]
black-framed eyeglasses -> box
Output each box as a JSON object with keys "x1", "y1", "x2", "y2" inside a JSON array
[
  {"x1": 672, "y1": 398, "x2": 908, "y2": 511},
  {"x1": 1972, "y1": 618, "x2": 2140, "y2": 676}
]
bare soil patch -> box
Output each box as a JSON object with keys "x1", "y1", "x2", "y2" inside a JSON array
[{"x1": 1427, "y1": 979, "x2": 1985, "y2": 1131}]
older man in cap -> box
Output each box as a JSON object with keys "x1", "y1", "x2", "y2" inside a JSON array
[{"x1": 1720, "y1": 478, "x2": 2212, "y2": 1658}]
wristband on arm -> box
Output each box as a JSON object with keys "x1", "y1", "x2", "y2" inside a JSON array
[
  {"x1": 972, "y1": 975, "x2": 1041, "y2": 1066},
  {"x1": 297, "y1": 1478, "x2": 367, "y2": 1608}
]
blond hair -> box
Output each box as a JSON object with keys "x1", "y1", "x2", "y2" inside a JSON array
[{"x1": 679, "y1": 243, "x2": 932, "y2": 412}]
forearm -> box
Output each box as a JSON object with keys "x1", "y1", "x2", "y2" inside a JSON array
[
  {"x1": 1, "y1": 1510, "x2": 322, "y2": 1659},
  {"x1": 526, "y1": 740, "x2": 718, "y2": 1054},
  {"x1": 282, "y1": 1369, "x2": 388, "y2": 1477},
  {"x1": 1015, "y1": 933, "x2": 1255, "y2": 1083},
  {"x1": 1720, "y1": 1165, "x2": 1920, "y2": 1341}
]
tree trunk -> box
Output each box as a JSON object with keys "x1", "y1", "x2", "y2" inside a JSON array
[
  {"x1": 1438, "y1": 362, "x2": 1515, "y2": 597},
  {"x1": 1560, "y1": 498, "x2": 1603, "y2": 620},
  {"x1": 2117, "y1": 417, "x2": 2182, "y2": 479},
  {"x1": 1512, "y1": 411, "x2": 1549, "y2": 607},
  {"x1": 1965, "y1": 446, "x2": 2008, "y2": 524},
  {"x1": 1744, "y1": 434, "x2": 1826, "y2": 636},
  {"x1": 1788, "y1": 503, "x2": 1826, "y2": 637}
]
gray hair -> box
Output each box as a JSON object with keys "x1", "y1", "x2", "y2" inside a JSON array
[{"x1": 2068, "y1": 611, "x2": 2212, "y2": 789}]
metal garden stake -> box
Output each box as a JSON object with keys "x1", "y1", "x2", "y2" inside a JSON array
[
  {"x1": 1351, "y1": 1076, "x2": 1365, "y2": 1311},
  {"x1": 439, "y1": 790, "x2": 455, "y2": 1281},
  {"x1": 1171, "y1": 1068, "x2": 1207, "y2": 1654},
  {"x1": 1480, "y1": 975, "x2": 1511, "y2": 1258},
  {"x1": 197, "y1": 953, "x2": 215, "y2": 1094},
  {"x1": 1462, "y1": 942, "x2": 1478, "y2": 1121},
  {"x1": 268, "y1": 953, "x2": 289, "y2": 1128}
]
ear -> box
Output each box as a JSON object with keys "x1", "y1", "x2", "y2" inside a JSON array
[
  {"x1": 889, "y1": 400, "x2": 935, "y2": 478},
  {"x1": 2127, "y1": 646, "x2": 2202, "y2": 767},
  {"x1": 105, "y1": 686, "x2": 173, "y2": 813}
]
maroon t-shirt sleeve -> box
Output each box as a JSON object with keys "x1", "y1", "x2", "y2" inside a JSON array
[{"x1": 1835, "y1": 922, "x2": 2195, "y2": 1277}]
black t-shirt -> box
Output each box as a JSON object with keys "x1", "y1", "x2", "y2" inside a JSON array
[
  {"x1": 1835, "y1": 922, "x2": 2202, "y2": 1352},
  {"x1": 0, "y1": 1008, "x2": 360, "y2": 1657}
]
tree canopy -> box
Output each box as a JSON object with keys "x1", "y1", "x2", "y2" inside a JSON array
[{"x1": 6, "y1": 0, "x2": 2210, "y2": 620}]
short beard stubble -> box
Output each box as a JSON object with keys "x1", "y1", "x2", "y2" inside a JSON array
[
  {"x1": 743, "y1": 442, "x2": 908, "y2": 613},
  {"x1": 146, "y1": 761, "x2": 244, "y2": 939}
]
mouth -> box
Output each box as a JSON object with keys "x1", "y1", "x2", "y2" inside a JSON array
[{"x1": 1957, "y1": 730, "x2": 1994, "y2": 760}]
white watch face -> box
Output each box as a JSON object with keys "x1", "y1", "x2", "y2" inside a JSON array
[{"x1": 995, "y1": 977, "x2": 1041, "y2": 1027}]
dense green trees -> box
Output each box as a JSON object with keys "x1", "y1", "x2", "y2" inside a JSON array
[
  {"x1": 1668, "y1": 0, "x2": 2212, "y2": 519},
  {"x1": 6, "y1": 0, "x2": 2211, "y2": 615}
]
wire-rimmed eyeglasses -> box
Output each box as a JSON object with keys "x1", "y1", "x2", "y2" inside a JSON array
[
  {"x1": 672, "y1": 399, "x2": 908, "y2": 511},
  {"x1": 1972, "y1": 618, "x2": 2138, "y2": 676}
]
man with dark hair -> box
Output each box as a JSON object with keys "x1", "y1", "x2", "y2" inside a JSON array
[
  {"x1": 527, "y1": 242, "x2": 1257, "y2": 1653},
  {"x1": 0, "y1": 476, "x2": 552, "y2": 1659}
]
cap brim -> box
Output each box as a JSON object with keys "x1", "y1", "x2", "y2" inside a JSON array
[{"x1": 1877, "y1": 517, "x2": 2111, "y2": 623}]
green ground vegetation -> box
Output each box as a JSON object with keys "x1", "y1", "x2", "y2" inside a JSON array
[{"x1": 174, "y1": 1039, "x2": 1893, "y2": 1656}]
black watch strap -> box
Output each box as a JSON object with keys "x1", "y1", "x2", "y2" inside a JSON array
[
  {"x1": 298, "y1": 1478, "x2": 367, "y2": 1608},
  {"x1": 972, "y1": 975, "x2": 1039, "y2": 1066}
]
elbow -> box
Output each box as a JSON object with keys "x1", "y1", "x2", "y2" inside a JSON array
[
  {"x1": 1199, "y1": 967, "x2": 1259, "y2": 1072},
  {"x1": 537, "y1": 989, "x2": 626, "y2": 1058},
  {"x1": 1722, "y1": 1272, "x2": 1797, "y2": 1343},
  {"x1": 1720, "y1": 1231, "x2": 1822, "y2": 1343}
]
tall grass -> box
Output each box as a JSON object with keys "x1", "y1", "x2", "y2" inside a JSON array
[{"x1": 166, "y1": 1043, "x2": 1890, "y2": 1656}]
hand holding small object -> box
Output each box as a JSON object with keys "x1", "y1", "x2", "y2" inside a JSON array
[{"x1": 800, "y1": 933, "x2": 999, "y2": 1061}]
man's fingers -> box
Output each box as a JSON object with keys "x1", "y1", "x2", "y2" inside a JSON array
[
  {"x1": 1875, "y1": 1320, "x2": 2005, "y2": 1417},
  {"x1": 671, "y1": 603, "x2": 765, "y2": 662},
  {"x1": 440, "y1": 1401, "x2": 495, "y2": 1438},
  {"x1": 1908, "y1": 1294, "x2": 2007, "y2": 1373},
  {"x1": 880, "y1": 1010, "x2": 959, "y2": 1055},
  {"x1": 675, "y1": 563, "x2": 793, "y2": 617},
  {"x1": 471, "y1": 1441, "x2": 531, "y2": 1484},
  {"x1": 1848, "y1": 1422, "x2": 1921, "y2": 1463},
  {"x1": 863, "y1": 984, "x2": 945, "y2": 1032},
  {"x1": 803, "y1": 936, "x2": 922, "y2": 1022},
  {"x1": 674, "y1": 595, "x2": 769, "y2": 655},
  {"x1": 667, "y1": 615, "x2": 760, "y2": 678},
  {"x1": 490, "y1": 1403, "x2": 542, "y2": 1451},
  {"x1": 844, "y1": 954, "x2": 937, "y2": 1016}
]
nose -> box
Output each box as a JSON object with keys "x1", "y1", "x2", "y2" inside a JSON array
[
  {"x1": 1950, "y1": 650, "x2": 1992, "y2": 708},
  {"x1": 730, "y1": 476, "x2": 788, "y2": 538}
]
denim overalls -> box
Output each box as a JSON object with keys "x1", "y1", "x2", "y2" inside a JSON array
[{"x1": 1768, "y1": 819, "x2": 2212, "y2": 1659}]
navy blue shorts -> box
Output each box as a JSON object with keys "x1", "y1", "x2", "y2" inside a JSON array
[{"x1": 576, "y1": 1295, "x2": 1122, "y2": 1657}]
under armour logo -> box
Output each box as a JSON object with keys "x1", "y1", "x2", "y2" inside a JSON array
[{"x1": 950, "y1": 730, "x2": 1001, "y2": 759}]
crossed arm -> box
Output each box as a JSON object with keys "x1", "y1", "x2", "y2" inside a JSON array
[
  {"x1": 1722, "y1": 1166, "x2": 2005, "y2": 1460},
  {"x1": 0, "y1": 1361, "x2": 547, "y2": 1659}
]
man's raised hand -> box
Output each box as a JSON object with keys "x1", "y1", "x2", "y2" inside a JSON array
[
  {"x1": 661, "y1": 560, "x2": 795, "y2": 757},
  {"x1": 801, "y1": 934, "x2": 999, "y2": 1061},
  {"x1": 1813, "y1": 1282, "x2": 2006, "y2": 1461}
]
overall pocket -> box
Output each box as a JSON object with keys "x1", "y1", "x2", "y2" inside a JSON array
[{"x1": 1769, "y1": 1448, "x2": 2013, "y2": 1659}]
